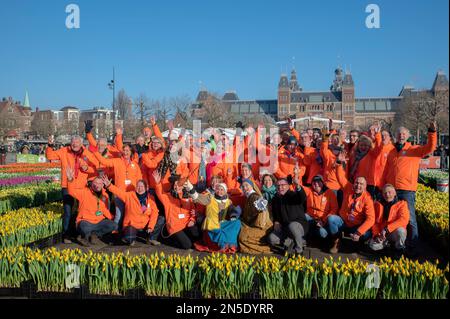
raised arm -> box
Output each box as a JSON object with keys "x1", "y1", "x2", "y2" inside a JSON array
[
  {"x1": 66, "y1": 167, "x2": 84, "y2": 200},
  {"x1": 103, "y1": 177, "x2": 128, "y2": 202},
  {"x1": 411, "y1": 122, "x2": 438, "y2": 158},
  {"x1": 45, "y1": 135, "x2": 62, "y2": 161},
  {"x1": 335, "y1": 157, "x2": 351, "y2": 190},
  {"x1": 93, "y1": 151, "x2": 116, "y2": 167},
  {"x1": 86, "y1": 132, "x2": 98, "y2": 148}
]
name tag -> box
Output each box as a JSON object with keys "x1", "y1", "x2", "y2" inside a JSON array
[
  {"x1": 125, "y1": 179, "x2": 131, "y2": 185},
  {"x1": 178, "y1": 214, "x2": 185, "y2": 219}
]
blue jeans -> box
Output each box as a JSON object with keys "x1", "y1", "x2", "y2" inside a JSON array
[
  {"x1": 78, "y1": 219, "x2": 118, "y2": 238},
  {"x1": 62, "y1": 188, "x2": 75, "y2": 235},
  {"x1": 326, "y1": 215, "x2": 372, "y2": 241},
  {"x1": 305, "y1": 213, "x2": 329, "y2": 238},
  {"x1": 396, "y1": 190, "x2": 417, "y2": 248},
  {"x1": 114, "y1": 197, "x2": 125, "y2": 227},
  {"x1": 122, "y1": 215, "x2": 165, "y2": 244}
]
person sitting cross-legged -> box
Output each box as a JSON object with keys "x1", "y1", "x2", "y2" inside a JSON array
[
  {"x1": 66, "y1": 167, "x2": 117, "y2": 246},
  {"x1": 102, "y1": 176, "x2": 165, "y2": 246},
  {"x1": 326, "y1": 152, "x2": 375, "y2": 254},
  {"x1": 368, "y1": 184, "x2": 409, "y2": 256},
  {"x1": 184, "y1": 180, "x2": 242, "y2": 253}
]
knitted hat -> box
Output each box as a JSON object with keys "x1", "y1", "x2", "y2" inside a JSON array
[
  {"x1": 312, "y1": 175, "x2": 324, "y2": 183},
  {"x1": 288, "y1": 136, "x2": 298, "y2": 145},
  {"x1": 216, "y1": 183, "x2": 228, "y2": 193}
]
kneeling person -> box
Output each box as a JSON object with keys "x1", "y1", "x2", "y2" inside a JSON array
[
  {"x1": 327, "y1": 155, "x2": 375, "y2": 254},
  {"x1": 269, "y1": 176, "x2": 309, "y2": 255},
  {"x1": 66, "y1": 167, "x2": 117, "y2": 246},
  {"x1": 102, "y1": 176, "x2": 164, "y2": 246},
  {"x1": 369, "y1": 184, "x2": 409, "y2": 254}
]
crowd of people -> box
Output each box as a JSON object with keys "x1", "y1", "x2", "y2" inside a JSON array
[{"x1": 45, "y1": 116, "x2": 438, "y2": 257}]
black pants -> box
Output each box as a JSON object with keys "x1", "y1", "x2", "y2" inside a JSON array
[
  {"x1": 167, "y1": 225, "x2": 201, "y2": 250},
  {"x1": 367, "y1": 185, "x2": 381, "y2": 201}
]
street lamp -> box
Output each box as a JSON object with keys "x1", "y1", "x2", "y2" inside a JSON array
[{"x1": 108, "y1": 67, "x2": 115, "y2": 138}]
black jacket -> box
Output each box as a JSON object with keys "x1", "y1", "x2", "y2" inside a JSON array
[{"x1": 271, "y1": 187, "x2": 309, "y2": 232}]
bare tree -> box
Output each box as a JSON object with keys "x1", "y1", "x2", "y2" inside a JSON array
[
  {"x1": 395, "y1": 89, "x2": 449, "y2": 143},
  {"x1": 116, "y1": 89, "x2": 132, "y2": 120}
]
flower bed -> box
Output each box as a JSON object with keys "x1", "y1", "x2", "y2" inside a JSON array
[
  {"x1": 419, "y1": 170, "x2": 449, "y2": 190},
  {"x1": 0, "y1": 248, "x2": 447, "y2": 299},
  {"x1": 0, "y1": 183, "x2": 62, "y2": 214},
  {"x1": 0, "y1": 175, "x2": 55, "y2": 188},
  {"x1": 416, "y1": 184, "x2": 449, "y2": 253},
  {"x1": 0, "y1": 203, "x2": 62, "y2": 247}
]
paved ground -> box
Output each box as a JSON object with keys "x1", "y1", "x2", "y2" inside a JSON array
[{"x1": 52, "y1": 235, "x2": 446, "y2": 266}]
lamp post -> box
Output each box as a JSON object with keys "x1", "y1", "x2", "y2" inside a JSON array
[{"x1": 108, "y1": 67, "x2": 115, "y2": 138}]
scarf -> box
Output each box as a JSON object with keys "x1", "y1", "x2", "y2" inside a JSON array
[
  {"x1": 262, "y1": 184, "x2": 277, "y2": 202},
  {"x1": 214, "y1": 193, "x2": 228, "y2": 201},
  {"x1": 349, "y1": 149, "x2": 368, "y2": 182},
  {"x1": 71, "y1": 148, "x2": 83, "y2": 179},
  {"x1": 137, "y1": 191, "x2": 148, "y2": 207},
  {"x1": 381, "y1": 196, "x2": 399, "y2": 221},
  {"x1": 395, "y1": 143, "x2": 405, "y2": 152},
  {"x1": 158, "y1": 149, "x2": 178, "y2": 177}
]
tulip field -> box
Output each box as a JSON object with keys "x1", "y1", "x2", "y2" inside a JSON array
[{"x1": 0, "y1": 163, "x2": 448, "y2": 299}]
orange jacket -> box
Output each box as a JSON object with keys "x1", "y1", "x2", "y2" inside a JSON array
[
  {"x1": 107, "y1": 184, "x2": 159, "y2": 230},
  {"x1": 154, "y1": 182, "x2": 196, "y2": 235},
  {"x1": 46, "y1": 146, "x2": 95, "y2": 188},
  {"x1": 300, "y1": 147, "x2": 321, "y2": 185},
  {"x1": 385, "y1": 131, "x2": 437, "y2": 191},
  {"x1": 92, "y1": 151, "x2": 142, "y2": 192},
  {"x1": 67, "y1": 180, "x2": 113, "y2": 225},
  {"x1": 303, "y1": 187, "x2": 339, "y2": 223},
  {"x1": 320, "y1": 140, "x2": 341, "y2": 191},
  {"x1": 372, "y1": 200, "x2": 409, "y2": 237},
  {"x1": 336, "y1": 164, "x2": 375, "y2": 235},
  {"x1": 141, "y1": 150, "x2": 165, "y2": 189},
  {"x1": 372, "y1": 133, "x2": 396, "y2": 188},
  {"x1": 275, "y1": 147, "x2": 305, "y2": 180}
]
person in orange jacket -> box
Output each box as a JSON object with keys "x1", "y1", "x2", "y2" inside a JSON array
[
  {"x1": 87, "y1": 143, "x2": 143, "y2": 228},
  {"x1": 66, "y1": 167, "x2": 117, "y2": 247},
  {"x1": 347, "y1": 133, "x2": 378, "y2": 184},
  {"x1": 275, "y1": 136, "x2": 306, "y2": 182},
  {"x1": 45, "y1": 135, "x2": 97, "y2": 243},
  {"x1": 369, "y1": 128, "x2": 396, "y2": 200},
  {"x1": 326, "y1": 153, "x2": 376, "y2": 254},
  {"x1": 141, "y1": 135, "x2": 166, "y2": 189},
  {"x1": 152, "y1": 170, "x2": 200, "y2": 250},
  {"x1": 320, "y1": 122, "x2": 344, "y2": 192},
  {"x1": 302, "y1": 138, "x2": 324, "y2": 186},
  {"x1": 369, "y1": 184, "x2": 409, "y2": 254},
  {"x1": 102, "y1": 175, "x2": 164, "y2": 246},
  {"x1": 84, "y1": 120, "x2": 123, "y2": 158},
  {"x1": 303, "y1": 175, "x2": 339, "y2": 240},
  {"x1": 384, "y1": 121, "x2": 437, "y2": 251}
]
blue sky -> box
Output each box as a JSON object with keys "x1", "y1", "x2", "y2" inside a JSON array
[{"x1": 0, "y1": 0, "x2": 448, "y2": 110}]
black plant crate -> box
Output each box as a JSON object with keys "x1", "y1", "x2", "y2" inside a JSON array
[
  {"x1": 82, "y1": 286, "x2": 138, "y2": 299},
  {"x1": 28, "y1": 282, "x2": 82, "y2": 299}
]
